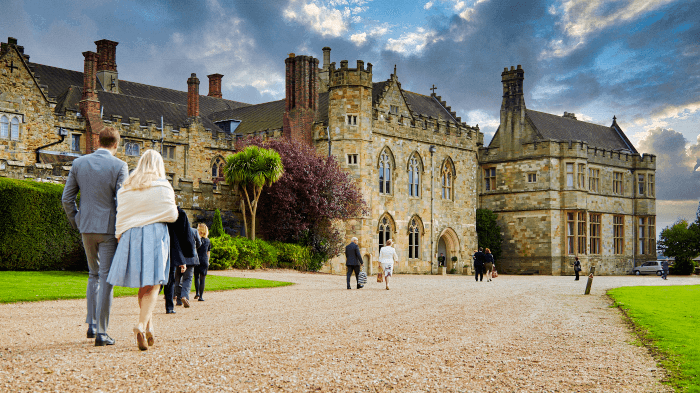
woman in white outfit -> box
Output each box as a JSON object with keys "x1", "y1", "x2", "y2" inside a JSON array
[
  {"x1": 107, "y1": 150, "x2": 178, "y2": 351},
  {"x1": 378, "y1": 239, "x2": 398, "y2": 290}
]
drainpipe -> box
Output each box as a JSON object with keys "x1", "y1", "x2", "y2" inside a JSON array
[
  {"x1": 326, "y1": 126, "x2": 331, "y2": 157},
  {"x1": 35, "y1": 127, "x2": 67, "y2": 163},
  {"x1": 429, "y1": 145, "x2": 436, "y2": 274}
]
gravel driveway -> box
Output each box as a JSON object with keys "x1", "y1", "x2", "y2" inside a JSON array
[{"x1": 1, "y1": 271, "x2": 697, "y2": 392}]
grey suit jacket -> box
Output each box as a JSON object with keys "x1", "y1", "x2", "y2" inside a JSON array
[
  {"x1": 62, "y1": 149, "x2": 129, "y2": 234},
  {"x1": 345, "y1": 242, "x2": 363, "y2": 266}
]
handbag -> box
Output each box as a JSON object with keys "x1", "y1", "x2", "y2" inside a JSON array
[
  {"x1": 492, "y1": 269, "x2": 498, "y2": 278},
  {"x1": 358, "y1": 271, "x2": 367, "y2": 286},
  {"x1": 377, "y1": 272, "x2": 383, "y2": 283}
]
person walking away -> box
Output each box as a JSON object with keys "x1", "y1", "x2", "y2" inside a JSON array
[
  {"x1": 345, "y1": 237, "x2": 364, "y2": 289},
  {"x1": 107, "y1": 149, "x2": 178, "y2": 351},
  {"x1": 573, "y1": 257, "x2": 581, "y2": 281},
  {"x1": 164, "y1": 207, "x2": 198, "y2": 313},
  {"x1": 661, "y1": 260, "x2": 669, "y2": 280},
  {"x1": 484, "y1": 248, "x2": 495, "y2": 282},
  {"x1": 62, "y1": 128, "x2": 128, "y2": 346},
  {"x1": 473, "y1": 248, "x2": 485, "y2": 282},
  {"x1": 438, "y1": 253, "x2": 446, "y2": 267},
  {"x1": 194, "y1": 223, "x2": 212, "y2": 300},
  {"x1": 378, "y1": 239, "x2": 399, "y2": 290},
  {"x1": 175, "y1": 227, "x2": 201, "y2": 307}
]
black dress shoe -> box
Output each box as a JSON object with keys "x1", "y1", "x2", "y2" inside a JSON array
[
  {"x1": 94, "y1": 334, "x2": 115, "y2": 346},
  {"x1": 357, "y1": 285, "x2": 364, "y2": 289},
  {"x1": 86, "y1": 326, "x2": 96, "y2": 339},
  {"x1": 198, "y1": 298, "x2": 205, "y2": 301},
  {"x1": 166, "y1": 309, "x2": 176, "y2": 314}
]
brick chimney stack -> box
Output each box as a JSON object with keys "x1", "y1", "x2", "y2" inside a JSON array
[
  {"x1": 188, "y1": 73, "x2": 200, "y2": 118},
  {"x1": 207, "y1": 74, "x2": 223, "y2": 98},
  {"x1": 80, "y1": 51, "x2": 104, "y2": 153},
  {"x1": 283, "y1": 53, "x2": 319, "y2": 145},
  {"x1": 95, "y1": 39, "x2": 119, "y2": 93}
]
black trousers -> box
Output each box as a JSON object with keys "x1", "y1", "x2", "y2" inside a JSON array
[
  {"x1": 474, "y1": 265, "x2": 484, "y2": 281},
  {"x1": 575, "y1": 270, "x2": 580, "y2": 280},
  {"x1": 164, "y1": 265, "x2": 177, "y2": 311},
  {"x1": 194, "y1": 266, "x2": 208, "y2": 296},
  {"x1": 346, "y1": 265, "x2": 361, "y2": 288}
]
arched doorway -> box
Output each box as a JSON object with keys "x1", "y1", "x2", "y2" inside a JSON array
[{"x1": 437, "y1": 228, "x2": 460, "y2": 272}]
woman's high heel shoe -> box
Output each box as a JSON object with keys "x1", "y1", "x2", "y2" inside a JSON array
[
  {"x1": 145, "y1": 321, "x2": 155, "y2": 346},
  {"x1": 133, "y1": 326, "x2": 148, "y2": 351}
]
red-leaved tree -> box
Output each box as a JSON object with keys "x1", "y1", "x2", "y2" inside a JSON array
[{"x1": 240, "y1": 137, "x2": 367, "y2": 268}]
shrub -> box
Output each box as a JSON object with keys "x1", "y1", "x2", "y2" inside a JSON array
[
  {"x1": 255, "y1": 238, "x2": 278, "y2": 268},
  {"x1": 670, "y1": 259, "x2": 697, "y2": 275},
  {"x1": 230, "y1": 236, "x2": 262, "y2": 269},
  {"x1": 273, "y1": 241, "x2": 311, "y2": 270},
  {"x1": 209, "y1": 235, "x2": 239, "y2": 270},
  {"x1": 210, "y1": 208, "x2": 225, "y2": 238},
  {"x1": 0, "y1": 178, "x2": 86, "y2": 271}
]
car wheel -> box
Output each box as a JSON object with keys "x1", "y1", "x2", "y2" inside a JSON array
[
  {"x1": 656, "y1": 270, "x2": 662, "y2": 276},
  {"x1": 635, "y1": 270, "x2": 641, "y2": 275}
]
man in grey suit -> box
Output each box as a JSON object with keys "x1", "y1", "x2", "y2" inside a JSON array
[
  {"x1": 62, "y1": 128, "x2": 128, "y2": 346},
  {"x1": 345, "y1": 237, "x2": 363, "y2": 289}
]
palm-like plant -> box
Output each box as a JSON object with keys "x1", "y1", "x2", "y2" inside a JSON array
[{"x1": 224, "y1": 145, "x2": 284, "y2": 240}]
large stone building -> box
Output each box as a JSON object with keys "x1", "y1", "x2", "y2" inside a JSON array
[
  {"x1": 478, "y1": 65, "x2": 656, "y2": 275},
  {"x1": 0, "y1": 36, "x2": 654, "y2": 275}
]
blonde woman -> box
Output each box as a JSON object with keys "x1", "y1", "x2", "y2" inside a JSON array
[
  {"x1": 107, "y1": 150, "x2": 178, "y2": 351},
  {"x1": 484, "y1": 248, "x2": 495, "y2": 282},
  {"x1": 193, "y1": 223, "x2": 212, "y2": 301},
  {"x1": 378, "y1": 239, "x2": 398, "y2": 290}
]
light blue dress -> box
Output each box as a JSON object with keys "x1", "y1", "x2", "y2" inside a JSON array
[{"x1": 107, "y1": 223, "x2": 170, "y2": 288}]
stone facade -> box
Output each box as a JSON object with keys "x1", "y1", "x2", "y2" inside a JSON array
[{"x1": 478, "y1": 66, "x2": 656, "y2": 275}]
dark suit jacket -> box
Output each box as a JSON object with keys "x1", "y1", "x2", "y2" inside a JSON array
[
  {"x1": 168, "y1": 207, "x2": 199, "y2": 267},
  {"x1": 61, "y1": 149, "x2": 128, "y2": 234},
  {"x1": 473, "y1": 251, "x2": 485, "y2": 267},
  {"x1": 345, "y1": 242, "x2": 363, "y2": 266}
]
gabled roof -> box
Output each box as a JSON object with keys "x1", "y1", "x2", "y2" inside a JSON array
[
  {"x1": 208, "y1": 92, "x2": 330, "y2": 135},
  {"x1": 372, "y1": 81, "x2": 459, "y2": 121},
  {"x1": 525, "y1": 110, "x2": 637, "y2": 153}
]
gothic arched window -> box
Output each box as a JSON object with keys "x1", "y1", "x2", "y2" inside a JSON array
[
  {"x1": 408, "y1": 218, "x2": 420, "y2": 259},
  {"x1": 378, "y1": 216, "x2": 393, "y2": 252},
  {"x1": 378, "y1": 150, "x2": 392, "y2": 195},
  {"x1": 408, "y1": 155, "x2": 421, "y2": 197},
  {"x1": 212, "y1": 157, "x2": 225, "y2": 180},
  {"x1": 441, "y1": 160, "x2": 454, "y2": 200},
  {"x1": 0, "y1": 116, "x2": 8, "y2": 139},
  {"x1": 10, "y1": 117, "x2": 19, "y2": 140}
]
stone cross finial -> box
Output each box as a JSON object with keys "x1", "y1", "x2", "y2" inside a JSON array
[{"x1": 430, "y1": 84, "x2": 438, "y2": 94}]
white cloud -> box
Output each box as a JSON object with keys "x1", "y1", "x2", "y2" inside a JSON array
[
  {"x1": 630, "y1": 101, "x2": 700, "y2": 140},
  {"x1": 424, "y1": 1, "x2": 434, "y2": 10},
  {"x1": 283, "y1": 0, "x2": 350, "y2": 38},
  {"x1": 457, "y1": 0, "x2": 488, "y2": 21},
  {"x1": 384, "y1": 27, "x2": 439, "y2": 55},
  {"x1": 350, "y1": 32, "x2": 367, "y2": 46},
  {"x1": 542, "y1": 0, "x2": 676, "y2": 58},
  {"x1": 349, "y1": 22, "x2": 390, "y2": 46}
]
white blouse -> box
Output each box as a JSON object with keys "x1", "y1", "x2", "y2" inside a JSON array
[{"x1": 378, "y1": 246, "x2": 398, "y2": 265}]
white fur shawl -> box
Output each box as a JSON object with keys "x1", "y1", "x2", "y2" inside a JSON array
[{"x1": 115, "y1": 179, "x2": 178, "y2": 238}]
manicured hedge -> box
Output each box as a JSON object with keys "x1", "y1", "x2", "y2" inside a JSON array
[
  {"x1": 208, "y1": 234, "x2": 313, "y2": 271},
  {"x1": 0, "y1": 178, "x2": 86, "y2": 271}
]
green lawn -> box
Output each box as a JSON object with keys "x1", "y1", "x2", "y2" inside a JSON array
[
  {"x1": 609, "y1": 285, "x2": 700, "y2": 392},
  {"x1": 0, "y1": 271, "x2": 292, "y2": 303}
]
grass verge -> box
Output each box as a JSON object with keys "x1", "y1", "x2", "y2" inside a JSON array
[
  {"x1": 608, "y1": 285, "x2": 700, "y2": 392},
  {"x1": 0, "y1": 271, "x2": 292, "y2": 303}
]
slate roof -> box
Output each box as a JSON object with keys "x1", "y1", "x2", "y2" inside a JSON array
[
  {"x1": 525, "y1": 110, "x2": 637, "y2": 153},
  {"x1": 208, "y1": 92, "x2": 330, "y2": 135},
  {"x1": 371, "y1": 81, "x2": 459, "y2": 121},
  {"x1": 28, "y1": 63, "x2": 250, "y2": 130}
]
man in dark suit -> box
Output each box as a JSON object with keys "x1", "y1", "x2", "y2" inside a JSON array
[
  {"x1": 473, "y1": 247, "x2": 485, "y2": 282},
  {"x1": 62, "y1": 128, "x2": 128, "y2": 346},
  {"x1": 345, "y1": 237, "x2": 363, "y2": 289},
  {"x1": 438, "y1": 253, "x2": 446, "y2": 267}
]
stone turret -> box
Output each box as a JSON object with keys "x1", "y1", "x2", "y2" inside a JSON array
[
  {"x1": 327, "y1": 59, "x2": 373, "y2": 141},
  {"x1": 499, "y1": 65, "x2": 526, "y2": 159}
]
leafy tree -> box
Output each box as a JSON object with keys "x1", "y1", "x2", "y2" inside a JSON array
[
  {"x1": 658, "y1": 219, "x2": 699, "y2": 275},
  {"x1": 209, "y1": 208, "x2": 225, "y2": 238},
  {"x1": 239, "y1": 137, "x2": 367, "y2": 269},
  {"x1": 224, "y1": 145, "x2": 284, "y2": 240},
  {"x1": 476, "y1": 208, "x2": 503, "y2": 261}
]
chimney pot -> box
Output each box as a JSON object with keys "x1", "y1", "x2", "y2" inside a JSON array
[
  {"x1": 510, "y1": 66, "x2": 515, "y2": 71},
  {"x1": 517, "y1": 64, "x2": 522, "y2": 69},
  {"x1": 289, "y1": 53, "x2": 295, "y2": 58}
]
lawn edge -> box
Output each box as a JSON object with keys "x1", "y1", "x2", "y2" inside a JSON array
[{"x1": 606, "y1": 289, "x2": 686, "y2": 392}]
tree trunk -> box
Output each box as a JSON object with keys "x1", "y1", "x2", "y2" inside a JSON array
[{"x1": 240, "y1": 198, "x2": 248, "y2": 239}]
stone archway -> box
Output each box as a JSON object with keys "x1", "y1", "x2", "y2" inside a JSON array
[{"x1": 437, "y1": 227, "x2": 460, "y2": 272}]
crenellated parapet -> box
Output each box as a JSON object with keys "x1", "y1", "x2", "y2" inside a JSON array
[{"x1": 329, "y1": 59, "x2": 373, "y2": 89}]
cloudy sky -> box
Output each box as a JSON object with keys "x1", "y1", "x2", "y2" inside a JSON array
[{"x1": 2, "y1": 0, "x2": 699, "y2": 237}]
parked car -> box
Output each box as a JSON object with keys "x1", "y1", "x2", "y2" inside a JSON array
[{"x1": 633, "y1": 261, "x2": 664, "y2": 276}]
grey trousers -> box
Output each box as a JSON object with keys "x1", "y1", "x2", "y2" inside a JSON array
[
  {"x1": 82, "y1": 233, "x2": 118, "y2": 334},
  {"x1": 175, "y1": 266, "x2": 194, "y2": 300}
]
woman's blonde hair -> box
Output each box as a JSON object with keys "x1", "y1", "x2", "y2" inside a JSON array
[
  {"x1": 386, "y1": 239, "x2": 393, "y2": 246},
  {"x1": 198, "y1": 223, "x2": 209, "y2": 239},
  {"x1": 485, "y1": 248, "x2": 491, "y2": 253},
  {"x1": 122, "y1": 149, "x2": 166, "y2": 190}
]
